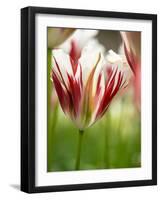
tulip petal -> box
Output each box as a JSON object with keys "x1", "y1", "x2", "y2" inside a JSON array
[
  {"x1": 51, "y1": 70, "x2": 71, "y2": 114},
  {"x1": 96, "y1": 66, "x2": 126, "y2": 119},
  {"x1": 67, "y1": 70, "x2": 82, "y2": 118},
  {"x1": 52, "y1": 49, "x2": 74, "y2": 86},
  {"x1": 124, "y1": 44, "x2": 136, "y2": 74},
  {"x1": 81, "y1": 53, "x2": 102, "y2": 127},
  {"x1": 51, "y1": 46, "x2": 127, "y2": 130},
  {"x1": 69, "y1": 40, "x2": 81, "y2": 71},
  {"x1": 59, "y1": 29, "x2": 99, "y2": 52},
  {"x1": 78, "y1": 45, "x2": 104, "y2": 85}
]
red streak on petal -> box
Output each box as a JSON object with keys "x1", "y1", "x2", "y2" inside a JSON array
[
  {"x1": 67, "y1": 73, "x2": 82, "y2": 117},
  {"x1": 94, "y1": 72, "x2": 103, "y2": 106},
  {"x1": 106, "y1": 66, "x2": 113, "y2": 77},
  {"x1": 53, "y1": 55, "x2": 84, "y2": 119},
  {"x1": 53, "y1": 57, "x2": 68, "y2": 90},
  {"x1": 70, "y1": 40, "x2": 81, "y2": 75},
  {"x1": 53, "y1": 56, "x2": 75, "y2": 107},
  {"x1": 124, "y1": 43, "x2": 141, "y2": 110},
  {"x1": 124, "y1": 44, "x2": 139, "y2": 75},
  {"x1": 51, "y1": 70, "x2": 70, "y2": 114},
  {"x1": 96, "y1": 67, "x2": 125, "y2": 119}
]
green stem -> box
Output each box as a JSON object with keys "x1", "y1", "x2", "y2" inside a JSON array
[{"x1": 75, "y1": 130, "x2": 84, "y2": 170}]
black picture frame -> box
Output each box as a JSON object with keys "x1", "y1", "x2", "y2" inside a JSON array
[{"x1": 21, "y1": 6, "x2": 157, "y2": 193}]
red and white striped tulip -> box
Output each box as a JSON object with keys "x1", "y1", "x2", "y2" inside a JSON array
[
  {"x1": 49, "y1": 30, "x2": 103, "y2": 110},
  {"x1": 51, "y1": 46, "x2": 127, "y2": 130}
]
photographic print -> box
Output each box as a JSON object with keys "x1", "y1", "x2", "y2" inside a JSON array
[
  {"x1": 47, "y1": 28, "x2": 141, "y2": 172},
  {"x1": 21, "y1": 7, "x2": 157, "y2": 193}
]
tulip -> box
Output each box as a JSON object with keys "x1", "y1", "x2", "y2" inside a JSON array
[
  {"x1": 120, "y1": 32, "x2": 141, "y2": 110},
  {"x1": 51, "y1": 45, "x2": 127, "y2": 170},
  {"x1": 48, "y1": 30, "x2": 105, "y2": 170},
  {"x1": 51, "y1": 47, "x2": 127, "y2": 131},
  {"x1": 50, "y1": 30, "x2": 103, "y2": 112}
]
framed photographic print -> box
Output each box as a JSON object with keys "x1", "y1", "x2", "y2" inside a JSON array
[{"x1": 21, "y1": 6, "x2": 157, "y2": 193}]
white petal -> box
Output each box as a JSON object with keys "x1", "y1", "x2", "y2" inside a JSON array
[
  {"x1": 105, "y1": 50, "x2": 131, "y2": 90},
  {"x1": 59, "y1": 29, "x2": 99, "y2": 53},
  {"x1": 80, "y1": 39, "x2": 105, "y2": 94},
  {"x1": 52, "y1": 49, "x2": 73, "y2": 85},
  {"x1": 106, "y1": 49, "x2": 122, "y2": 64},
  {"x1": 78, "y1": 44, "x2": 104, "y2": 85},
  {"x1": 73, "y1": 30, "x2": 98, "y2": 49},
  {"x1": 106, "y1": 49, "x2": 130, "y2": 71},
  {"x1": 85, "y1": 38, "x2": 105, "y2": 54}
]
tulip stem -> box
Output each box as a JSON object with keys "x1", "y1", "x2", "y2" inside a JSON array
[{"x1": 75, "y1": 130, "x2": 84, "y2": 170}]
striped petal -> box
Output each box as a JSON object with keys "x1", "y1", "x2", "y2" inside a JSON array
[
  {"x1": 52, "y1": 49, "x2": 75, "y2": 85},
  {"x1": 96, "y1": 65, "x2": 126, "y2": 120},
  {"x1": 78, "y1": 44, "x2": 104, "y2": 86},
  {"x1": 120, "y1": 31, "x2": 141, "y2": 74},
  {"x1": 120, "y1": 31, "x2": 141, "y2": 110},
  {"x1": 51, "y1": 46, "x2": 127, "y2": 130},
  {"x1": 51, "y1": 70, "x2": 71, "y2": 115}
]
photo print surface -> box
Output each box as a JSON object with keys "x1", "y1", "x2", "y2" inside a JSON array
[{"x1": 47, "y1": 28, "x2": 141, "y2": 172}]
